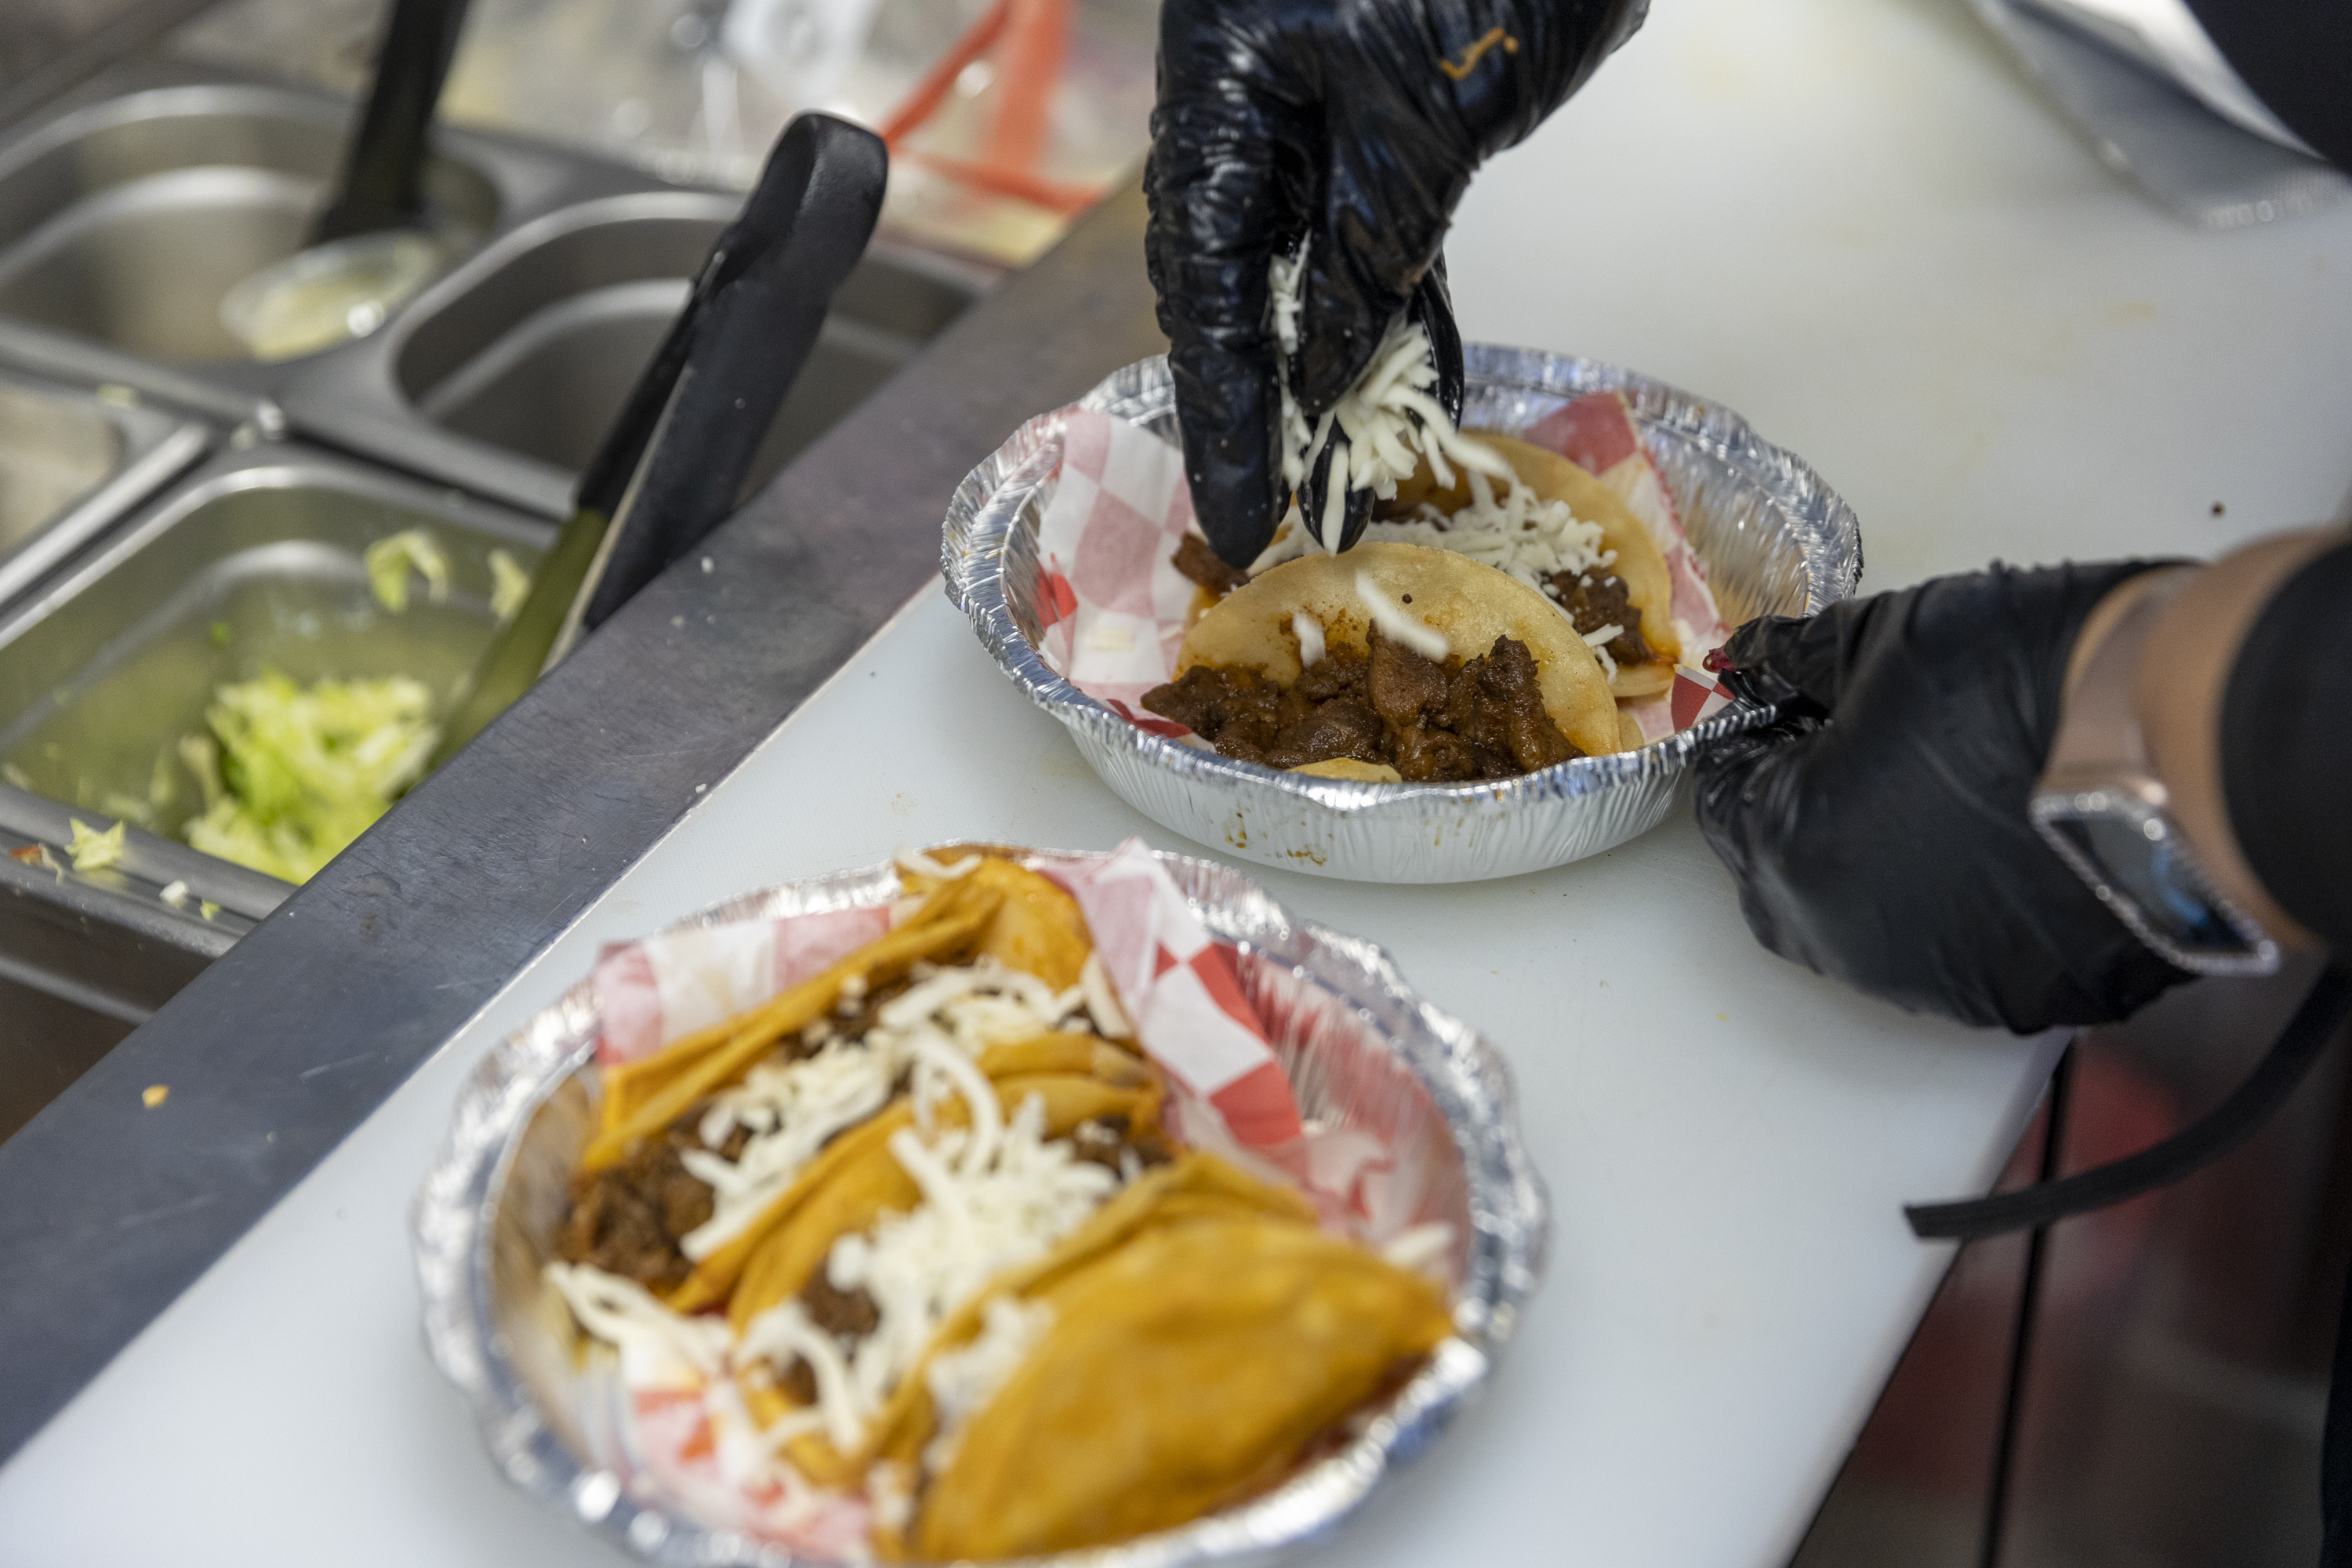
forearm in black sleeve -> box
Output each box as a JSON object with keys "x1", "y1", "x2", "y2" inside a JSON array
[
  {"x1": 2186, "y1": 0, "x2": 2352, "y2": 169},
  {"x1": 2221, "y1": 535, "x2": 2352, "y2": 953}
]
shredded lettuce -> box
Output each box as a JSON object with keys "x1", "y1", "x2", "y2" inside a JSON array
[
  {"x1": 488, "y1": 547, "x2": 532, "y2": 622},
  {"x1": 364, "y1": 529, "x2": 450, "y2": 614},
  {"x1": 67, "y1": 818, "x2": 126, "y2": 873},
  {"x1": 182, "y1": 671, "x2": 438, "y2": 884}
]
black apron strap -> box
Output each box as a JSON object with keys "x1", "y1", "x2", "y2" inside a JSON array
[{"x1": 1906, "y1": 962, "x2": 2352, "y2": 1242}]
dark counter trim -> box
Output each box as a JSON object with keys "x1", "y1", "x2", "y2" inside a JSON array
[{"x1": 0, "y1": 178, "x2": 1163, "y2": 1461}]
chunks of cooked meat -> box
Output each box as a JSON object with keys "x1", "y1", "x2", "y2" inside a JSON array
[
  {"x1": 557, "y1": 1134, "x2": 715, "y2": 1293},
  {"x1": 1171, "y1": 533, "x2": 1253, "y2": 597},
  {"x1": 1142, "y1": 630, "x2": 1581, "y2": 782},
  {"x1": 776, "y1": 1272, "x2": 884, "y2": 1403},
  {"x1": 1544, "y1": 568, "x2": 1653, "y2": 667}
]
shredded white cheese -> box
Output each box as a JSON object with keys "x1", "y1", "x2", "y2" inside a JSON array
[
  {"x1": 867, "y1": 1459, "x2": 915, "y2": 1534},
  {"x1": 1362, "y1": 463, "x2": 1613, "y2": 594},
  {"x1": 921, "y1": 1296, "x2": 1056, "y2": 1474},
  {"x1": 1354, "y1": 572, "x2": 1449, "y2": 661},
  {"x1": 1248, "y1": 510, "x2": 1313, "y2": 575},
  {"x1": 681, "y1": 1039, "x2": 902, "y2": 1259},
  {"x1": 1078, "y1": 951, "x2": 1132, "y2": 1040},
  {"x1": 1290, "y1": 611, "x2": 1327, "y2": 668},
  {"x1": 681, "y1": 957, "x2": 1089, "y2": 1260},
  {"x1": 740, "y1": 1092, "x2": 1120, "y2": 1456},
  {"x1": 1378, "y1": 1221, "x2": 1456, "y2": 1276},
  {"x1": 1269, "y1": 245, "x2": 1511, "y2": 554},
  {"x1": 546, "y1": 1261, "x2": 732, "y2": 1385},
  {"x1": 1581, "y1": 626, "x2": 1622, "y2": 682}
]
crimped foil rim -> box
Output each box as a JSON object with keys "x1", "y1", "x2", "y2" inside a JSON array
[
  {"x1": 942, "y1": 350, "x2": 1864, "y2": 821},
  {"x1": 412, "y1": 846, "x2": 1548, "y2": 1568}
]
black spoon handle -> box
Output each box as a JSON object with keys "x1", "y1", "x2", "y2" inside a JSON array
[{"x1": 311, "y1": 0, "x2": 470, "y2": 244}]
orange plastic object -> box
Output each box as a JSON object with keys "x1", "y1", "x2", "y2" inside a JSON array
[{"x1": 877, "y1": 0, "x2": 1105, "y2": 218}]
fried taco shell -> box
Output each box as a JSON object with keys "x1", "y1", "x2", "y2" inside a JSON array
[
  {"x1": 909, "y1": 1211, "x2": 1454, "y2": 1559},
  {"x1": 590, "y1": 859, "x2": 1091, "y2": 1172},
  {"x1": 1176, "y1": 540, "x2": 1621, "y2": 760},
  {"x1": 1392, "y1": 430, "x2": 1682, "y2": 699}
]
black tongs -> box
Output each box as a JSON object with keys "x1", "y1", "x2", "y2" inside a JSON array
[{"x1": 432, "y1": 113, "x2": 888, "y2": 768}]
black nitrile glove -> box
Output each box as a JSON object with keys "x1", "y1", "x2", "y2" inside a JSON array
[
  {"x1": 1693, "y1": 562, "x2": 2194, "y2": 1034},
  {"x1": 1145, "y1": 0, "x2": 1647, "y2": 565}
]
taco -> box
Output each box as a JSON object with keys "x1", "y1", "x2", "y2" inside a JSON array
[
  {"x1": 546, "y1": 851, "x2": 1451, "y2": 1561},
  {"x1": 1144, "y1": 540, "x2": 1621, "y2": 783},
  {"x1": 1382, "y1": 430, "x2": 1681, "y2": 698},
  {"x1": 1164, "y1": 432, "x2": 1683, "y2": 702}
]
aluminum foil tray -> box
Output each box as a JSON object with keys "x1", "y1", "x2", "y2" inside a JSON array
[
  {"x1": 413, "y1": 846, "x2": 1547, "y2": 1567},
  {"x1": 943, "y1": 349, "x2": 1864, "y2": 883}
]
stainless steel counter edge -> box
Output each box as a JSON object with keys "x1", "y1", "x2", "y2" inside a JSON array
[{"x1": 0, "y1": 178, "x2": 1165, "y2": 1463}]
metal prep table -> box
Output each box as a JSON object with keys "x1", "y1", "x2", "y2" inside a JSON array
[{"x1": 3, "y1": 0, "x2": 2350, "y2": 1563}]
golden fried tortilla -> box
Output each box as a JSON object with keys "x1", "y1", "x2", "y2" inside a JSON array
[
  {"x1": 1392, "y1": 430, "x2": 1682, "y2": 699},
  {"x1": 1176, "y1": 541, "x2": 1621, "y2": 760},
  {"x1": 909, "y1": 1212, "x2": 1454, "y2": 1559}
]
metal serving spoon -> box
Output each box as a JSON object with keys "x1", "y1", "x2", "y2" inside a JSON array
[{"x1": 219, "y1": 0, "x2": 470, "y2": 362}]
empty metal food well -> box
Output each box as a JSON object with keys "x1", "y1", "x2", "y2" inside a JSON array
[
  {"x1": 0, "y1": 441, "x2": 550, "y2": 887},
  {"x1": 0, "y1": 78, "x2": 490, "y2": 366},
  {"x1": 0, "y1": 367, "x2": 209, "y2": 611},
  {"x1": 0, "y1": 63, "x2": 605, "y2": 408},
  {"x1": 282, "y1": 191, "x2": 986, "y2": 517}
]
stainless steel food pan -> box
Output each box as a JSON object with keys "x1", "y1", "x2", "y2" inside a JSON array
[
  {"x1": 0, "y1": 441, "x2": 551, "y2": 909},
  {"x1": 0, "y1": 366, "x2": 209, "y2": 612},
  {"x1": 281, "y1": 191, "x2": 987, "y2": 517},
  {"x1": 0, "y1": 62, "x2": 600, "y2": 407}
]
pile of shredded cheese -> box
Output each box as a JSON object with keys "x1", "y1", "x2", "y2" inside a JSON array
[
  {"x1": 739, "y1": 1091, "x2": 1119, "y2": 1460},
  {"x1": 1363, "y1": 468, "x2": 1614, "y2": 599},
  {"x1": 680, "y1": 955, "x2": 1095, "y2": 1261},
  {"x1": 1269, "y1": 244, "x2": 1512, "y2": 554}
]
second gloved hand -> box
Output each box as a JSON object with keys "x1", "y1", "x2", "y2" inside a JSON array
[
  {"x1": 1145, "y1": 0, "x2": 1645, "y2": 565},
  {"x1": 1693, "y1": 561, "x2": 2192, "y2": 1034}
]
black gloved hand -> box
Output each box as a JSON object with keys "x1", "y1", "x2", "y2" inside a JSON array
[
  {"x1": 1693, "y1": 562, "x2": 2194, "y2": 1034},
  {"x1": 1145, "y1": 0, "x2": 1646, "y2": 566}
]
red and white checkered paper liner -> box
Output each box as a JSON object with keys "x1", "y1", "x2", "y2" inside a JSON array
[
  {"x1": 588, "y1": 840, "x2": 1432, "y2": 1173},
  {"x1": 1032, "y1": 388, "x2": 1736, "y2": 747}
]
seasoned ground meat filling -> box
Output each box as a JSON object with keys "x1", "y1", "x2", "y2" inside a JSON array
[
  {"x1": 1143, "y1": 630, "x2": 1581, "y2": 782},
  {"x1": 1171, "y1": 533, "x2": 1251, "y2": 596},
  {"x1": 777, "y1": 1272, "x2": 884, "y2": 1403},
  {"x1": 557, "y1": 1131, "x2": 717, "y2": 1292},
  {"x1": 1543, "y1": 568, "x2": 1653, "y2": 667}
]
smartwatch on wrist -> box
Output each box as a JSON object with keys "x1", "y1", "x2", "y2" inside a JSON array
[{"x1": 2031, "y1": 569, "x2": 2280, "y2": 977}]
